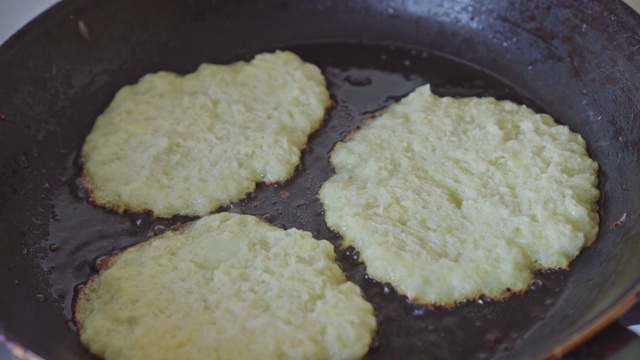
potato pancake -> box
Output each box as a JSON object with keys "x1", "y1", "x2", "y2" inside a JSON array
[
  {"x1": 74, "y1": 213, "x2": 376, "y2": 360},
  {"x1": 82, "y1": 51, "x2": 329, "y2": 217},
  {"x1": 319, "y1": 85, "x2": 599, "y2": 305}
]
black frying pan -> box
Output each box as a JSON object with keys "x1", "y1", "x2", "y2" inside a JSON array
[{"x1": 1, "y1": 0, "x2": 640, "y2": 359}]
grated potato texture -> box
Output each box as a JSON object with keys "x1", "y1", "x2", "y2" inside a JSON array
[
  {"x1": 75, "y1": 213, "x2": 376, "y2": 360},
  {"x1": 319, "y1": 85, "x2": 600, "y2": 305},
  {"x1": 82, "y1": 51, "x2": 329, "y2": 217}
]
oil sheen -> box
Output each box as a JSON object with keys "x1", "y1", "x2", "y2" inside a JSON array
[{"x1": 44, "y1": 43, "x2": 577, "y2": 359}]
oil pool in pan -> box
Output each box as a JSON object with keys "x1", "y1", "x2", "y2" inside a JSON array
[{"x1": 43, "y1": 43, "x2": 578, "y2": 359}]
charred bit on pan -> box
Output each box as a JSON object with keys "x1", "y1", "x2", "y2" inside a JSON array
[
  {"x1": 361, "y1": 106, "x2": 388, "y2": 121},
  {"x1": 610, "y1": 213, "x2": 627, "y2": 230},
  {"x1": 369, "y1": 337, "x2": 380, "y2": 350},
  {"x1": 98, "y1": 256, "x2": 115, "y2": 271},
  {"x1": 486, "y1": 330, "x2": 502, "y2": 347},
  {"x1": 339, "y1": 106, "x2": 389, "y2": 143},
  {"x1": 0, "y1": 113, "x2": 6, "y2": 121}
]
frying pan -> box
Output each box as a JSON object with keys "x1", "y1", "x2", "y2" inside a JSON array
[{"x1": 1, "y1": 0, "x2": 639, "y2": 359}]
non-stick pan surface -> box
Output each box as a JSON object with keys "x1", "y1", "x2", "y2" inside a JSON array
[{"x1": 1, "y1": 0, "x2": 639, "y2": 359}]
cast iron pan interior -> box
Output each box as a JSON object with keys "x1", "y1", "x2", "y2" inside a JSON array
[{"x1": 0, "y1": 0, "x2": 639, "y2": 359}]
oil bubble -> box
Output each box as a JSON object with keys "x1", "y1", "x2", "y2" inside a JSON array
[{"x1": 344, "y1": 75, "x2": 372, "y2": 87}]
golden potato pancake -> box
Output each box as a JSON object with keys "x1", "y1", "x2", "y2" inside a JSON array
[
  {"x1": 75, "y1": 213, "x2": 376, "y2": 360},
  {"x1": 319, "y1": 85, "x2": 599, "y2": 305},
  {"x1": 82, "y1": 51, "x2": 329, "y2": 217}
]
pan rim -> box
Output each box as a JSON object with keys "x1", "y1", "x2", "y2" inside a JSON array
[{"x1": 544, "y1": 284, "x2": 640, "y2": 358}]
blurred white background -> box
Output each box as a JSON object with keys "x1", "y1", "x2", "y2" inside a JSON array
[{"x1": 0, "y1": 0, "x2": 60, "y2": 44}]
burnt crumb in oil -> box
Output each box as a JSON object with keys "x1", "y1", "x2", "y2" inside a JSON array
[{"x1": 43, "y1": 43, "x2": 569, "y2": 360}]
